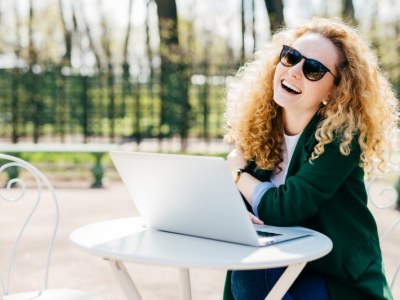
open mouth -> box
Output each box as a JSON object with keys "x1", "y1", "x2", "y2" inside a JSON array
[{"x1": 281, "y1": 80, "x2": 302, "y2": 95}]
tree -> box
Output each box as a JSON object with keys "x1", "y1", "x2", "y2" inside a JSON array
[
  {"x1": 145, "y1": 0, "x2": 156, "y2": 134},
  {"x1": 155, "y1": 0, "x2": 191, "y2": 150},
  {"x1": 251, "y1": 0, "x2": 256, "y2": 53},
  {"x1": 77, "y1": 0, "x2": 119, "y2": 143},
  {"x1": 240, "y1": 0, "x2": 245, "y2": 63},
  {"x1": 78, "y1": 2, "x2": 102, "y2": 72},
  {"x1": 264, "y1": 0, "x2": 284, "y2": 34},
  {"x1": 27, "y1": 0, "x2": 42, "y2": 143},
  {"x1": 121, "y1": 0, "x2": 134, "y2": 121},
  {"x1": 11, "y1": 1, "x2": 22, "y2": 143},
  {"x1": 57, "y1": 0, "x2": 76, "y2": 142},
  {"x1": 342, "y1": 0, "x2": 356, "y2": 23}
]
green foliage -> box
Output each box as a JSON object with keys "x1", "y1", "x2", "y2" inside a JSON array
[{"x1": 0, "y1": 66, "x2": 231, "y2": 144}]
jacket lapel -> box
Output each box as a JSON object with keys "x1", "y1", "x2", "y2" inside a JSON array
[{"x1": 286, "y1": 114, "x2": 321, "y2": 177}]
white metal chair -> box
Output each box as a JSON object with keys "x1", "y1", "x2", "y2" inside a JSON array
[
  {"x1": 0, "y1": 154, "x2": 102, "y2": 300},
  {"x1": 366, "y1": 162, "x2": 400, "y2": 293}
]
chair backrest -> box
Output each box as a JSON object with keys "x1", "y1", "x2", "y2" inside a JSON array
[
  {"x1": 366, "y1": 162, "x2": 400, "y2": 292},
  {"x1": 0, "y1": 153, "x2": 59, "y2": 296}
]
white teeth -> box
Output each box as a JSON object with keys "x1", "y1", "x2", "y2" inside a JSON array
[{"x1": 282, "y1": 80, "x2": 301, "y2": 94}]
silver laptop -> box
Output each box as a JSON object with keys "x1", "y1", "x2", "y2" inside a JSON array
[{"x1": 110, "y1": 151, "x2": 311, "y2": 247}]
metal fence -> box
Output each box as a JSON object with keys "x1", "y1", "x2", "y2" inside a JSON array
[{"x1": 0, "y1": 67, "x2": 232, "y2": 146}]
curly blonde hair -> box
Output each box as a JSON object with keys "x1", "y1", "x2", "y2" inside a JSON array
[{"x1": 224, "y1": 17, "x2": 399, "y2": 177}]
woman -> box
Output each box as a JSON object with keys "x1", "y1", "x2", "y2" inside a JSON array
[{"x1": 224, "y1": 17, "x2": 398, "y2": 300}]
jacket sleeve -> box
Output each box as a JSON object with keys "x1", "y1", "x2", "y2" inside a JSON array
[{"x1": 257, "y1": 140, "x2": 361, "y2": 226}]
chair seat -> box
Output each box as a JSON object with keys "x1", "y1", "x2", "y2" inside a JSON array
[{"x1": 2, "y1": 288, "x2": 103, "y2": 300}]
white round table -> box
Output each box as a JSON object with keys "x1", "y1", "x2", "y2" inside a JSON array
[{"x1": 70, "y1": 217, "x2": 332, "y2": 300}]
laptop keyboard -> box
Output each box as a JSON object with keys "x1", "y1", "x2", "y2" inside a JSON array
[{"x1": 256, "y1": 230, "x2": 282, "y2": 237}]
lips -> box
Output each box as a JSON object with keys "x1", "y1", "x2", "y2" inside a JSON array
[{"x1": 281, "y1": 80, "x2": 302, "y2": 95}]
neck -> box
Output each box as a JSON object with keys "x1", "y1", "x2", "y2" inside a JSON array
[{"x1": 283, "y1": 110, "x2": 315, "y2": 135}]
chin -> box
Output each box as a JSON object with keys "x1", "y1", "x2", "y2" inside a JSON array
[{"x1": 273, "y1": 91, "x2": 294, "y2": 108}]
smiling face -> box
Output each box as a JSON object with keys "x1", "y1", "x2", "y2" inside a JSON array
[{"x1": 273, "y1": 33, "x2": 340, "y2": 129}]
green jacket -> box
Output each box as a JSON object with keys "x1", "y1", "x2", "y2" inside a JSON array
[{"x1": 224, "y1": 114, "x2": 393, "y2": 300}]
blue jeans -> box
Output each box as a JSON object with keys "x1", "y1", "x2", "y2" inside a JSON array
[{"x1": 231, "y1": 267, "x2": 329, "y2": 300}]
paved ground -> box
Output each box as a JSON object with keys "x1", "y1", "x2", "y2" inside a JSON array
[
  {"x1": 1, "y1": 174, "x2": 399, "y2": 299},
  {"x1": 0, "y1": 179, "x2": 227, "y2": 300}
]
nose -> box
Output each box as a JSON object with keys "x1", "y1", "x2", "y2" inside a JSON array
[{"x1": 287, "y1": 59, "x2": 304, "y2": 80}]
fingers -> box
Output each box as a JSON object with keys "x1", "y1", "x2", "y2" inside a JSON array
[
  {"x1": 227, "y1": 148, "x2": 237, "y2": 159},
  {"x1": 228, "y1": 143, "x2": 246, "y2": 170},
  {"x1": 235, "y1": 142, "x2": 243, "y2": 155},
  {"x1": 249, "y1": 212, "x2": 264, "y2": 225}
]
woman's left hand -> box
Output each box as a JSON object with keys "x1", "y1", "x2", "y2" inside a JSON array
[{"x1": 227, "y1": 143, "x2": 247, "y2": 171}]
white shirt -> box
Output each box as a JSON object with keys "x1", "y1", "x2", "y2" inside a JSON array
[
  {"x1": 251, "y1": 132, "x2": 302, "y2": 216},
  {"x1": 270, "y1": 132, "x2": 302, "y2": 187}
]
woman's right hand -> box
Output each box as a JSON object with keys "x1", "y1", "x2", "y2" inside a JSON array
[{"x1": 249, "y1": 212, "x2": 264, "y2": 225}]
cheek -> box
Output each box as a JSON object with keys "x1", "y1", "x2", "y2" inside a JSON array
[
  {"x1": 316, "y1": 81, "x2": 334, "y2": 100},
  {"x1": 304, "y1": 81, "x2": 333, "y2": 105},
  {"x1": 273, "y1": 65, "x2": 283, "y2": 88}
]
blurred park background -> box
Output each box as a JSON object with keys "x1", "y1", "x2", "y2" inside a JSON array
[
  {"x1": 1, "y1": 0, "x2": 399, "y2": 199},
  {"x1": 0, "y1": 0, "x2": 399, "y2": 148},
  {"x1": 0, "y1": 0, "x2": 399, "y2": 299}
]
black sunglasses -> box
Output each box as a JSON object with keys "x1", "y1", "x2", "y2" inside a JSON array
[{"x1": 280, "y1": 45, "x2": 339, "y2": 85}]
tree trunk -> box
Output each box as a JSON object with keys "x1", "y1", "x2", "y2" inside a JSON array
[
  {"x1": 252, "y1": 0, "x2": 256, "y2": 53},
  {"x1": 28, "y1": 0, "x2": 41, "y2": 143},
  {"x1": 79, "y1": 2, "x2": 102, "y2": 72},
  {"x1": 145, "y1": 0, "x2": 156, "y2": 135},
  {"x1": 11, "y1": 1, "x2": 22, "y2": 143},
  {"x1": 264, "y1": 0, "x2": 285, "y2": 34},
  {"x1": 342, "y1": 0, "x2": 356, "y2": 24},
  {"x1": 155, "y1": 0, "x2": 190, "y2": 150},
  {"x1": 81, "y1": 75, "x2": 90, "y2": 143},
  {"x1": 99, "y1": 6, "x2": 116, "y2": 143},
  {"x1": 57, "y1": 0, "x2": 75, "y2": 142},
  {"x1": 121, "y1": 0, "x2": 133, "y2": 120},
  {"x1": 241, "y1": 0, "x2": 245, "y2": 63}
]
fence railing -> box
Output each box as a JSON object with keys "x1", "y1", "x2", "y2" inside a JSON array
[{"x1": 0, "y1": 66, "x2": 234, "y2": 147}]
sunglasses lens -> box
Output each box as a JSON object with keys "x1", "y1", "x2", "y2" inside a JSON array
[
  {"x1": 280, "y1": 47, "x2": 301, "y2": 67},
  {"x1": 303, "y1": 60, "x2": 327, "y2": 81},
  {"x1": 280, "y1": 45, "x2": 335, "y2": 82}
]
